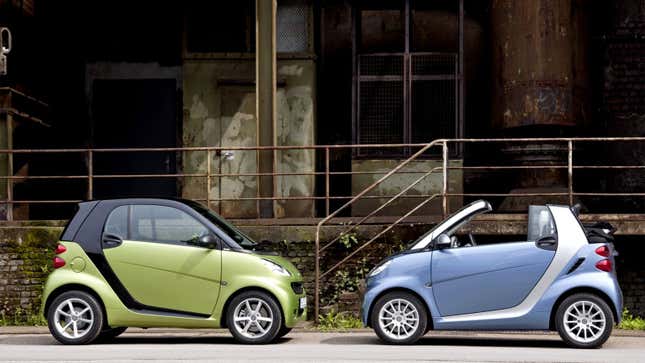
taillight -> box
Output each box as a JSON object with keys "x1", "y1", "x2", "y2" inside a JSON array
[
  {"x1": 55, "y1": 244, "x2": 67, "y2": 254},
  {"x1": 595, "y1": 245, "x2": 610, "y2": 257},
  {"x1": 53, "y1": 257, "x2": 66, "y2": 269},
  {"x1": 595, "y1": 259, "x2": 612, "y2": 272}
]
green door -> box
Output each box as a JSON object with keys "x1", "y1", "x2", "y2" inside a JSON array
[{"x1": 103, "y1": 204, "x2": 221, "y2": 315}]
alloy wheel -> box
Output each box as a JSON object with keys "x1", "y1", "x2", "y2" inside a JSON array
[
  {"x1": 377, "y1": 298, "x2": 420, "y2": 340},
  {"x1": 232, "y1": 298, "x2": 274, "y2": 339},
  {"x1": 563, "y1": 300, "x2": 607, "y2": 344},
  {"x1": 53, "y1": 298, "x2": 95, "y2": 340}
]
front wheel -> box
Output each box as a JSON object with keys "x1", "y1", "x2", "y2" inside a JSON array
[
  {"x1": 370, "y1": 292, "x2": 427, "y2": 344},
  {"x1": 555, "y1": 293, "x2": 614, "y2": 348},
  {"x1": 226, "y1": 291, "x2": 283, "y2": 344},
  {"x1": 47, "y1": 290, "x2": 104, "y2": 345}
]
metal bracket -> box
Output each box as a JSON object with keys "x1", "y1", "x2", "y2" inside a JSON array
[{"x1": 0, "y1": 27, "x2": 12, "y2": 76}]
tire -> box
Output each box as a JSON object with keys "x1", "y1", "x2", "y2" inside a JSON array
[
  {"x1": 47, "y1": 290, "x2": 104, "y2": 345},
  {"x1": 370, "y1": 291, "x2": 428, "y2": 344},
  {"x1": 226, "y1": 290, "x2": 283, "y2": 344},
  {"x1": 555, "y1": 293, "x2": 614, "y2": 349},
  {"x1": 97, "y1": 327, "x2": 128, "y2": 342},
  {"x1": 276, "y1": 326, "x2": 292, "y2": 339}
]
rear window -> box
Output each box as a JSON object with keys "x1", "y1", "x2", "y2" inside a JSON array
[{"x1": 527, "y1": 206, "x2": 556, "y2": 241}]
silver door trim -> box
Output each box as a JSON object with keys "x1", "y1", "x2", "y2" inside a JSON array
[{"x1": 439, "y1": 205, "x2": 586, "y2": 323}]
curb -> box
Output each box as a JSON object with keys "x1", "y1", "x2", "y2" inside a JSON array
[{"x1": 1, "y1": 326, "x2": 644, "y2": 337}]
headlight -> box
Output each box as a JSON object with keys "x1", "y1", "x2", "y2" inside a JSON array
[
  {"x1": 368, "y1": 260, "x2": 391, "y2": 277},
  {"x1": 261, "y1": 259, "x2": 291, "y2": 276}
]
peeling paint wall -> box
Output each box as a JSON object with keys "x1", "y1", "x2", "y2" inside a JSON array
[
  {"x1": 182, "y1": 59, "x2": 315, "y2": 218},
  {"x1": 351, "y1": 159, "x2": 463, "y2": 216},
  {"x1": 275, "y1": 61, "x2": 315, "y2": 218}
]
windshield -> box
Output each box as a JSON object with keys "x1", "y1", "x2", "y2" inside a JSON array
[
  {"x1": 183, "y1": 200, "x2": 257, "y2": 249},
  {"x1": 408, "y1": 200, "x2": 492, "y2": 250}
]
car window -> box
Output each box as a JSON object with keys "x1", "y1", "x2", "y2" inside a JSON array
[
  {"x1": 527, "y1": 205, "x2": 557, "y2": 241},
  {"x1": 131, "y1": 205, "x2": 210, "y2": 245},
  {"x1": 104, "y1": 205, "x2": 129, "y2": 239}
]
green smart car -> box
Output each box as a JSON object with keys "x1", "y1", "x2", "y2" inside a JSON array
[{"x1": 41, "y1": 198, "x2": 306, "y2": 345}]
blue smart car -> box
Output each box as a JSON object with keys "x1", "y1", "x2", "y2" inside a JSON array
[{"x1": 362, "y1": 200, "x2": 622, "y2": 348}]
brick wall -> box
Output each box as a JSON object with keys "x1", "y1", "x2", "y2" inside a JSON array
[
  {"x1": 615, "y1": 237, "x2": 645, "y2": 317},
  {"x1": 0, "y1": 226, "x2": 60, "y2": 323}
]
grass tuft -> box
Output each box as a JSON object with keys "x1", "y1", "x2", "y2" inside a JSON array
[
  {"x1": 317, "y1": 310, "x2": 363, "y2": 331},
  {"x1": 619, "y1": 309, "x2": 645, "y2": 331}
]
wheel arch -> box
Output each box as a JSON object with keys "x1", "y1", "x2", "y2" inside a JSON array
[
  {"x1": 366, "y1": 287, "x2": 432, "y2": 329},
  {"x1": 549, "y1": 286, "x2": 618, "y2": 330},
  {"x1": 218, "y1": 286, "x2": 285, "y2": 328},
  {"x1": 43, "y1": 283, "x2": 108, "y2": 326}
]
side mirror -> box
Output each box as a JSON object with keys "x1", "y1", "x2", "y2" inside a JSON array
[
  {"x1": 434, "y1": 233, "x2": 452, "y2": 249},
  {"x1": 199, "y1": 234, "x2": 219, "y2": 249},
  {"x1": 187, "y1": 234, "x2": 219, "y2": 249}
]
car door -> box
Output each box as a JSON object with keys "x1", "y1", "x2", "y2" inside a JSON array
[
  {"x1": 431, "y1": 206, "x2": 557, "y2": 317},
  {"x1": 102, "y1": 204, "x2": 222, "y2": 316}
]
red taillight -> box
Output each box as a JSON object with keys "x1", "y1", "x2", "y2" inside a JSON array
[
  {"x1": 53, "y1": 257, "x2": 66, "y2": 269},
  {"x1": 595, "y1": 245, "x2": 610, "y2": 257},
  {"x1": 595, "y1": 259, "x2": 612, "y2": 272},
  {"x1": 55, "y1": 244, "x2": 67, "y2": 255}
]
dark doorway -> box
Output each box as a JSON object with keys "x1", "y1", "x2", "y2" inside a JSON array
[{"x1": 91, "y1": 79, "x2": 178, "y2": 199}]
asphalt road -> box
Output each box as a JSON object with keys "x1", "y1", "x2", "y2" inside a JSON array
[{"x1": 1, "y1": 329, "x2": 644, "y2": 363}]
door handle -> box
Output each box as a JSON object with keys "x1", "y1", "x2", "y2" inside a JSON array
[{"x1": 102, "y1": 233, "x2": 123, "y2": 248}]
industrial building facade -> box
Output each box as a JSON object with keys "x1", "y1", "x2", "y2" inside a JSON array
[{"x1": 0, "y1": 0, "x2": 644, "y2": 318}]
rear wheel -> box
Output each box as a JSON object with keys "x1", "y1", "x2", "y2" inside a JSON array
[
  {"x1": 226, "y1": 291, "x2": 282, "y2": 344},
  {"x1": 555, "y1": 293, "x2": 614, "y2": 348},
  {"x1": 370, "y1": 292, "x2": 427, "y2": 344},
  {"x1": 47, "y1": 291, "x2": 104, "y2": 345}
]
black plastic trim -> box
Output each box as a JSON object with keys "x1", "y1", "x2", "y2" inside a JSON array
[
  {"x1": 567, "y1": 257, "x2": 586, "y2": 274},
  {"x1": 61, "y1": 201, "x2": 99, "y2": 242},
  {"x1": 291, "y1": 282, "x2": 304, "y2": 295}
]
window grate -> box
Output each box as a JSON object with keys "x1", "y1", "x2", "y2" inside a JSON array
[
  {"x1": 356, "y1": 52, "x2": 458, "y2": 157},
  {"x1": 277, "y1": 0, "x2": 310, "y2": 53}
]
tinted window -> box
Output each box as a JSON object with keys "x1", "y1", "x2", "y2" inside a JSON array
[
  {"x1": 104, "y1": 205, "x2": 129, "y2": 239},
  {"x1": 131, "y1": 205, "x2": 209, "y2": 244}
]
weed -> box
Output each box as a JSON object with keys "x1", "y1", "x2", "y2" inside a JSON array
[
  {"x1": 619, "y1": 309, "x2": 645, "y2": 330},
  {"x1": 317, "y1": 310, "x2": 363, "y2": 331}
]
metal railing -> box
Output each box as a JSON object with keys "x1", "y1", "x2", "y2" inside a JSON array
[
  {"x1": 0, "y1": 143, "x2": 444, "y2": 220},
  {"x1": 1, "y1": 137, "x2": 644, "y2": 320},
  {"x1": 313, "y1": 137, "x2": 645, "y2": 320}
]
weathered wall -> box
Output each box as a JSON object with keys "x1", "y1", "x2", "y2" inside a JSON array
[
  {"x1": 600, "y1": 0, "x2": 645, "y2": 212},
  {"x1": 491, "y1": 0, "x2": 587, "y2": 129},
  {"x1": 0, "y1": 223, "x2": 61, "y2": 323},
  {"x1": 350, "y1": 159, "x2": 463, "y2": 216},
  {"x1": 182, "y1": 59, "x2": 315, "y2": 218}
]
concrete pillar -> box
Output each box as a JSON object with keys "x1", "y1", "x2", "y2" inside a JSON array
[
  {"x1": 491, "y1": 0, "x2": 576, "y2": 129},
  {"x1": 256, "y1": 0, "x2": 277, "y2": 218}
]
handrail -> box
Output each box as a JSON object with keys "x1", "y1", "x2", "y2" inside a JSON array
[{"x1": 313, "y1": 140, "x2": 444, "y2": 320}]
